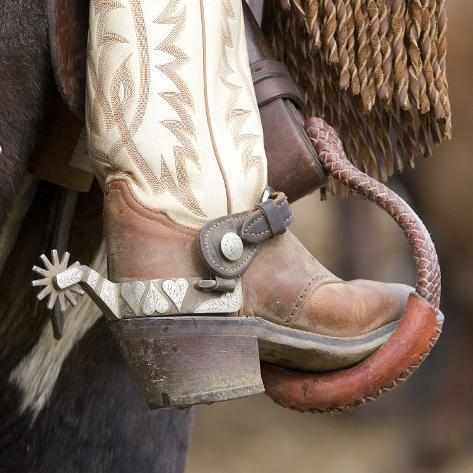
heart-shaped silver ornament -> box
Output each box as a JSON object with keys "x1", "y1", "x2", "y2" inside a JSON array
[
  {"x1": 142, "y1": 282, "x2": 170, "y2": 315},
  {"x1": 121, "y1": 281, "x2": 145, "y2": 315},
  {"x1": 162, "y1": 278, "x2": 188, "y2": 311}
]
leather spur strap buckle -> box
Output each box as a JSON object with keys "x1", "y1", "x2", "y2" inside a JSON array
[{"x1": 197, "y1": 188, "x2": 293, "y2": 288}]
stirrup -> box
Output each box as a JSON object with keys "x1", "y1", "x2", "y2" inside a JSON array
[{"x1": 260, "y1": 117, "x2": 443, "y2": 413}]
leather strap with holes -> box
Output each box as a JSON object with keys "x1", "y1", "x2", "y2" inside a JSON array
[{"x1": 198, "y1": 191, "x2": 293, "y2": 279}]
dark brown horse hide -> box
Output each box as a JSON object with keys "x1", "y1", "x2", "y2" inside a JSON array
[{"x1": 0, "y1": 0, "x2": 54, "y2": 230}]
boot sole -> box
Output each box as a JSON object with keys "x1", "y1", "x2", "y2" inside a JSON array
[{"x1": 108, "y1": 315, "x2": 398, "y2": 409}]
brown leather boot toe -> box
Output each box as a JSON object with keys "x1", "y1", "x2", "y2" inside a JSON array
[
  {"x1": 239, "y1": 230, "x2": 410, "y2": 372},
  {"x1": 300, "y1": 279, "x2": 411, "y2": 337}
]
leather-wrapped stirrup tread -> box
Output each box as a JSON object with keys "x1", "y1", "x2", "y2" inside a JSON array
[{"x1": 261, "y1": 117, "x2": 443, "y2": 413}]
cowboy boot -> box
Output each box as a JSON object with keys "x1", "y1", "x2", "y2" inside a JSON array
[{"x1": 78, "y1": 0, "x2": 412, "y2": 408}]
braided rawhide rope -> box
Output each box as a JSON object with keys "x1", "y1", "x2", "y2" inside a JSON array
[
  {"x1": 306, "y1": 117, "x2": 441, "y2": 309},
  {"x1": 261, "y1": 116, "x2": 443, "y2": 413}
]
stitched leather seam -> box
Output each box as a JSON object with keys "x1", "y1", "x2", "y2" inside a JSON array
[
  {"x1": 108, "y1": 180, "x2": 197, "y2": 238},
  {"x1": 243, "y1": 215, "x2": 293, "y2": 237},
  {"x1": 200, "y1": 0, "x2": 233, "y2": 215},
  {"x1": 242, "y1": 200, "x2": 291, "y2": 237},
  {"x1": 285, "y1": 277, "x2": 316, "y2": 326},
  {"x1": 285, "y1": 275, "x2": 341, "y2": 327}
]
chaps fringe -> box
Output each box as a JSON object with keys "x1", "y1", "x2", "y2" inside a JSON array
[{"x1": 265, "y1": 0, "x2": 451, "y2": 192}]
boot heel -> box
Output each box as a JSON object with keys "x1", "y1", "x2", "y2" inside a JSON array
[{"x1": 108, "y1": 316, "x2": 264, "y2": 409}]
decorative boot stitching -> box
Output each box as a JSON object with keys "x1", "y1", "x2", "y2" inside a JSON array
[
  {"x1": 88, "y1": 0, "x2": 159, "y2": 189},
  {"x1": 88, "y1": 0, "x2": 207, "y2": 218},
  {"x1": 200, "y1": 0, "x2": 233, "y2": 214},
  {"x1": 220, "y1": 0, "x2": 265, "y2": 207},
  {"x1": 284, "y1": 275, "x2": 340, "y2": 327},
  {"x1": 155, "y1": 0, "x2": 206, "y2": 217}
]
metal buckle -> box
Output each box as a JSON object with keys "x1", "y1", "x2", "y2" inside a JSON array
[{"x1": 261, "y1": 186, "x2": 274, "y2": 202}]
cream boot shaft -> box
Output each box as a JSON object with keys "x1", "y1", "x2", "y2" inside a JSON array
[{"x1": 86, "y1": 0, "x2": 267, "y2": 229}]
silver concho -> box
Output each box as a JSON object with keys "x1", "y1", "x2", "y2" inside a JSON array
[{"x1": 220, "y1": 232, "x2": 243, "y2": 261}]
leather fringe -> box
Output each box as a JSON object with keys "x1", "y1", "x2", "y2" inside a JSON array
[{"x1": 265, "y1": 0, "x2": 451, "y2": 189}]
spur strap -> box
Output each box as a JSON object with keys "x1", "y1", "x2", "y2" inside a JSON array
[{"x1": 198, "y1": 190, "x2": 293, "y2": 280}]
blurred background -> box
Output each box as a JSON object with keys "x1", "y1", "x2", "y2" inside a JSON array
[{"x1": 187, "y1": 1, "x2": 473, "y2": 472}]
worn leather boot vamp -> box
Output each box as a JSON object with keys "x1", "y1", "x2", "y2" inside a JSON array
[
  {"x1": 241, "y1": 231, "x2": 410, "y2": 338},
  {"x1": 105, "y1": 179, "x2": 409, "y2": 371}
]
